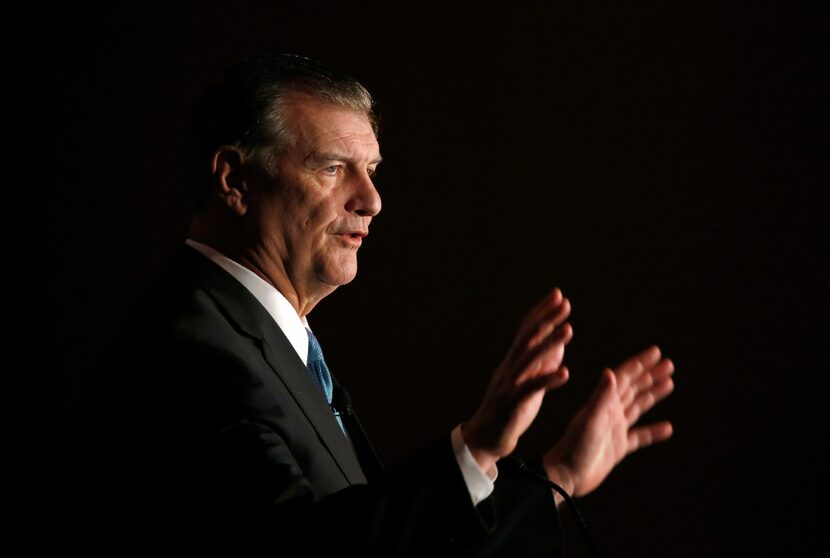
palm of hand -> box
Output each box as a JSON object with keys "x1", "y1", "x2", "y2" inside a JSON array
[
  {"x1": 464, "y1": 290, "x2": 572, "y2": 463},
  {"x1": 496, "y1": 341, "x2": 566, "y2": 451},
  {"x1": 553, "y1": 371, "x2": 632, "y2": 496},
  {"x1": 545, "y1": 347, "x2": 675, "y2": 497}
]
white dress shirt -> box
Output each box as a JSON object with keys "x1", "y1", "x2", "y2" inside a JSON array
[{"x1": 185, "y1": 239, "x2": 496, "y2": 505}]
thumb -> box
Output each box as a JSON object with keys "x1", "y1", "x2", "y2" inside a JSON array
[{"x1": 587, "y1": 368, "x2": 617, "y2": 408}]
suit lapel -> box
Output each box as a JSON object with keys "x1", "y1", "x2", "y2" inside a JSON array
[
  {"x1": 181, "y1": 248, "x2": 367, "y2": 485},
  {"x1": 332, "y1": 379, "x2": 385, "y2": 484},
  {"x1": 259, "y1": 327, "x2": 367, "y2": 484}
]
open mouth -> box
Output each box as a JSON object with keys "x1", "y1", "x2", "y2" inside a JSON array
[{"x1": 337, "y1": 232, "x2": 365, "y2": 245}]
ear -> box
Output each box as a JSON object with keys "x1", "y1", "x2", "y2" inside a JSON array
[{"x1": 210, "y1": 146, "x2": 249, "y2": 216}]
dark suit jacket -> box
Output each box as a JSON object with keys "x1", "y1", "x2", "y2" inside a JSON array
[{"x1": 76, "y1": 247, "x2": 562, "y2": 557}]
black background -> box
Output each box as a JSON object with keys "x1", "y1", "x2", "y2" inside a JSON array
[{"x1": 34, "y1": 1, "x2": 828, "y2": 555}]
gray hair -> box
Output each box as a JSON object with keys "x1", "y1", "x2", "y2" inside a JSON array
[{"x1": 189, "y1": 53, "x2": 376, "y2": 211}]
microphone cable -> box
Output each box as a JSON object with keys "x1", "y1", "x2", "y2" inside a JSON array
[
  {"x1": 504, "y1": 456, "x2": 600, "y2": 558},
  {"x1": 332, "y1": 384, "x2": 385, "y2": 479}
]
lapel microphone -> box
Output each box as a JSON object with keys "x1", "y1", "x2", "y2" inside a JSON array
[{"x1": 332, "y1": 384, "x2": 385, "y2": 479}]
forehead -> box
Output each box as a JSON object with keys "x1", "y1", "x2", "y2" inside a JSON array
[{"x1": 280, "y1": 93, "x2": 379, "y2": 160}]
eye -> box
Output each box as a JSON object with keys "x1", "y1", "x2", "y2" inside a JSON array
[{"x1": 322, "y1": 165, "x2": 340, "y2": 175}]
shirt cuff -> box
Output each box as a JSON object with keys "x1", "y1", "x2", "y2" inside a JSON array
[{"x1": 451, "y1": 424, "x2": 497, "y2": 506}]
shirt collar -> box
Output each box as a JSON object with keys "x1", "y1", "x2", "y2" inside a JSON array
[{"x1": 185, "y1": 238, "x2": 310, "y2": 365}]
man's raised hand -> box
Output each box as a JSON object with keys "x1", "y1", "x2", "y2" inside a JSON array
[
  {"x1": 462, "y1": 288, "x2": 573, "y2": 473},
  {"x1": 543, "y1": 346, "x2": 675, "y2": 498}
]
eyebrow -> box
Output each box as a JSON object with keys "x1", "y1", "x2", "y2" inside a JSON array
[{"x1": 308, "y1": 152, "x2": 383, "y2": 166}]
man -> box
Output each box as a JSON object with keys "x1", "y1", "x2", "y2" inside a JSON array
[{"x1": 77, "y1": 53, "x2": 674, "y2": 557}]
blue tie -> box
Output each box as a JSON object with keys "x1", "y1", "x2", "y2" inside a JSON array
[{"x1": 306, "y1": 328, "x2": 345, "y2": 434}]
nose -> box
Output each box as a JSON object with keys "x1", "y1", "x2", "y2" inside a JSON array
[{"x1": 345, "y1": 170, "x2": 382, "y2": 217}]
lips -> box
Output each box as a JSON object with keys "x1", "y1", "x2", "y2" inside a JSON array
[
  {"x1": 333, "y1": 229, "x2": 368, "y2": 246},
  {"x1": 334, "y1": 229, "x2": 368, "y2": 239}
]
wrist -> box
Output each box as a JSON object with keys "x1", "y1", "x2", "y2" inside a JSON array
[
  {"x1": 460, "y1": 422, "x2": 499, "y2": 474},
  {"x1": 543, "y1": 451, "x2": 577, "y2": 497}
]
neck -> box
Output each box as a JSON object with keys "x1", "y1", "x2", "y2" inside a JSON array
[{"x1": 189, "y1": 224, "x2": 333, "y2": 318}]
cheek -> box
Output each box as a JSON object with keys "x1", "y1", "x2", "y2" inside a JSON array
[
  {"x1": 305, "y1": 199, "x2": 342, "y2": 237},
  {"x1": 262, "y1": 175, "x2": 341, "y2": 242},
  {"x1": 270, "y1": 176, "x2": 324, "y2": 224},
  {"x1": 278, "y1": 198, "x2": 328, "y2": 239}
]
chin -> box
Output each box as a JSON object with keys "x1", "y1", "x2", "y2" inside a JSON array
[{"x1": 316, "y1": 258, "x2": 359, "y2": 287}]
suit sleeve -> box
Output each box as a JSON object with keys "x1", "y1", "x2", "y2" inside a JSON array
[{"x1": 78, "y1": 334, "x2": 562, "y2": 557}]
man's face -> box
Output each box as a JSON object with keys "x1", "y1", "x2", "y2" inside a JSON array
[{"x1": 248, "y1": 92, "x2": 382, "y2": 296}]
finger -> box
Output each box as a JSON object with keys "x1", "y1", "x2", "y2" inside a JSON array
[
  {"x1": 615, "y1": 346, "x2": 661, "y2": 394},
  {"x1": 513, "y1": 291, "x2": 570, "y2": 353},
  {"x1": 614, "y1": 359, "x2": 642, "y2": 397},
  {"x1": 619, "y1": 346, "x2": 662, "y2": 378},
  {"x1": 620, "y1": 358, "x2": 675, "y2": 407},
  {"x1": 526, "y1": 298, "x2": 571, "y2": 350},
  {"x1": 512, "y1": 288, "x2": 562, "y2": 345},
  {"x1": 586, "y1": 368, "x2": 617, "y2": 410},
  {"x1": 635, "y1": 345, "x2": 663, "y2": 369},
  {"x1": 624, "y1": 377, "x2": 674, "y2": 425},
  {"x1": 515, "y1": 322, "x2": 573, "y2": 383},
  {"x1": 517, "y1": 366, "x2": 570, "y2": 400},
  {"x1": 629, "y1": 357, "x2": 674, "y2": 394},
  {"x1": 626, "y1": 421, "x2": 673, "y2": 454}
]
